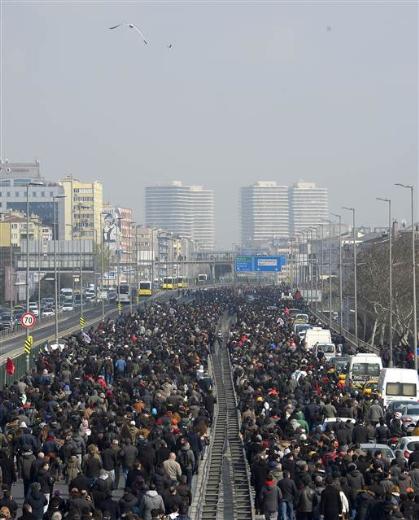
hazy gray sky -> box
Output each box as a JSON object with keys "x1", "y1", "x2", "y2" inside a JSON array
[{"x1": 2, "y1": 0, "x2": 417, "y2": 247}]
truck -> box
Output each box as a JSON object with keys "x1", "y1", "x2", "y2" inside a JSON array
[{"x1": 304, "y1": 327, "x2": 332, "y2": 350}]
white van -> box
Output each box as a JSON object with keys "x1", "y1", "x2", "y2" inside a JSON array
[
  {"x1": 304, "y1": 327, "x2": 332, "y2": 350},
  {"x1": 378, "y1": 368, "x2": 419, "y2": 407},
  {"x1": 348, "y1": 353, "x2": 383, "y2": 389},
  {"x1": 314, "y1": 343, "x2": 337, "y2": 361}
]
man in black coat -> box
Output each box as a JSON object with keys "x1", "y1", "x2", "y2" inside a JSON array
[
  {"x1": 320, "y1": 476, "x2": 342, "y2": 520},
  {"x1": 408, "y1": 443, "x2": 419, "y2": 468}
]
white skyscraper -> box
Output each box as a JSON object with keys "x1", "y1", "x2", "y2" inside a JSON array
[
  {"x1": 240, "y1": 181, "x2": 289, "y2": 247},
  {"x1": 190, "y1": 185, "x2": 215, "y2": 251},
  {"x1": 145, "y1": 181, "x2": 215, "y2": 251},
  {"x1": 289, "y1": 181, "x2": 329, "y2": 235}
]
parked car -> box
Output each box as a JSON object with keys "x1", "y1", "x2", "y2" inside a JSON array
[
  {"x1": 321, "y1": 417, "x2": 356, "y2": 432},
  {"x1": 400, "y1": 404, "x2": 419, "y2": 433},
  {"x1": 359, "y1": 443, "x2": 395, "y2": 461},
  {"x1": 395, "y1": 436, "x2": 419, "y2": 461}
]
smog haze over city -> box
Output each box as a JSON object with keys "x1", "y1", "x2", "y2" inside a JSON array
[{"x1": 1, "y1": 0, "x2": 417, "y2": 248}]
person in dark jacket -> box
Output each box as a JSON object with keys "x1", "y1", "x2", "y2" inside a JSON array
[
  {"x1": 25, "y1": 483, "x2": 47, "y2": 520},
  {"x1": 0, "y1": 489, "x2": 18, "y2": 519},
  {"x1": 176, "y1": 475, "x2": 192, "y2": 510},
  {"x1": 118, "y1": 488, "x2": 139, "y2": 515},
  {"x1": 0, "y1": 450, "x2": 16, "y2": 491},
  {"x1": 17, "y1": 504, "x2": 37, "y2": 520},
  {"x1": 345, "y1": 463, "x2": 365, "y2": 513},
  {"x1": 19, "y1": 449, "x2": 36, "y2": 497},
  {"x1": 408, "y1": 443, "x2": 419, "y2": 468},
  {"x1": 320, "y1": 476, "x2": 342, "y2": 520},
  {"x1": 352, "y1": 421, "x2": 369, "y2": 444},
  {"x1": 278, "y1": 471, "x2": 298, "y2": 520},
  {"x1": 260, "y1": 474, "x2": 282, "y2": 520}
]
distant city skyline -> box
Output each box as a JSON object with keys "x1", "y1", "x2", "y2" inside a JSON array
[{"x1": 0, "y1": 3, "x2": 416, "y2": 248}]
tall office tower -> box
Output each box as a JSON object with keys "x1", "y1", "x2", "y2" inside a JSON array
[
  {"x1": 145, "y1": 181, "x2": 215, "y2": 251},
  {"x1": 60, "y1": 175, "x2": 103, "y2": 242},
  {"x1": 289, "y1": 181, "x2": 329, "y2": 236},
  {"x1": 190, "y1": 185, "x2": 215, "y2": 251},
  {"x1": 240, "y1": 181, "x2": 289, "y2": 247},
  {"x1": 0, "y1": 160, "x2": 65, "y2": 238}
]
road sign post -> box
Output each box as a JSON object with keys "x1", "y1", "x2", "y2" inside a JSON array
[
  {"x1": 80, "y1": 316, "x2": 86, "y2": 330},
  {"x1": 20, "y1": 312, "x2": 37, "y2": 329}
]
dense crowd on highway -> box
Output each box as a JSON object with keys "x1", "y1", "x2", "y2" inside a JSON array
[
  {"x1": 0, "y1": 286, "x2": 419, "y2": 520},
  {"x1": 0, "y1": 292, "x2": 229, "y2": 520},
  {"x1": 229, "y1": 288, "x2": 419, "y2": 520}
]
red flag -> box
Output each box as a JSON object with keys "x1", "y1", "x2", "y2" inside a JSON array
[{"x1": 5, "y1": 358, "x2": 15, "y2": 376}]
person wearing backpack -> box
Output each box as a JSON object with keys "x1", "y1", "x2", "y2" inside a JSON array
[{"x1": 177, "y1": 443, "x2": 195, "y2": 486}]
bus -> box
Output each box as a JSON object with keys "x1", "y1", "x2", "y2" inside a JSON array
[
  {"x1": 176, "y1": 276, "x2": 188, "y2": 289},
  {"x1": 162, "y1": 277, "x2": 174, "y2": 290},
  {"x1": 138, "y1": 280, "x2": 152, "y2": 297},
  {"x1": 348, "y1": 353, "x2": 383, "y2": 389},
  {"x1": 117, "y1": 283, "x2": 131, "y2": 304},
  {"x1": 197, "y1": 273, "x2": 208, "y2": 284}
]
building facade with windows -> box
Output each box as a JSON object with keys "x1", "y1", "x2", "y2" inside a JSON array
[
  {"x1": 289, "y1": 181, "x2": 329, "y2": 236},
  {"x1": 61, "y1": 176, "x2": 103, "y2": 243},
  {"x1": 0, "y1": 161, "x2": 65, "y2": 238},
  {"x1": 145, "y1": 181, "x2": 215, "y2": 251},
  {"x1": 240, "y1": 181, "x2": 289, "y2": 247}
]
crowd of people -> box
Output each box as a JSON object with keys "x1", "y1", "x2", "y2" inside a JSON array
[
  {"x1": 0, "y1": 292, "x2": 227, "y2": 520},
  {"x1": 229, "y1": 288, "x2": 419, "y2": 520}
]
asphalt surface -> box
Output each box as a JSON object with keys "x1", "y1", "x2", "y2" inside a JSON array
[{"x1": 0, "y1": 289, "x2": 182, "y2": 363}]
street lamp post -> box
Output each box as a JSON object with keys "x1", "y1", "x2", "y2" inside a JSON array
[
  {"x1": 343, "y1": 207, "x2": 358, "y2": 344},
  {"x1": 395, "y1": 183, "x2": 417, "y2": 369},
  {"x1": 53, "y1": 195, "x2": 66, "y2": 346},
  {"x1": 377, "y1": 198, "x2": 393, "y2": 366},
  {"x1": 331, "y1": 213, "x2": 343, "y2": 334},
  {"x1": 321, "y1": 219, "x2": 333, "y2": 329},
  {"x1": 25, "y1": 181, "x2": 43, "y2": 371}
]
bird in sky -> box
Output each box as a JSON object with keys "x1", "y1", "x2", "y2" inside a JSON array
[
  {"x1": 167, "y1": 43, "x2": 173, "y2": 49},
  {"x1": 109, "y1": 23, "x2": 148, "y2": 45}
]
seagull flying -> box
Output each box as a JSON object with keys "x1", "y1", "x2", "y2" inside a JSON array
[
  {"x1": 109, "y1": 22, "x2": 148, "y2": 45},
  {"x1": 167, "y1": 43, "x2": 173, "y2": 49}
]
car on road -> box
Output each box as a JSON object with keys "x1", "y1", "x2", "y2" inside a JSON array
[
  {"x1": 320, "y1": 417, "x2": 356, "y2": 432},
  {"x1": 41, "y1": 308, "x2": 55, "y2": 318},
  {"x1": 62, "y1": 304, "x2": 74, "y2": 312},
  {"x1": 395, "y1": 436, "x2": 419, "y2": 461},
  {"x1": 28, "y1": 302, "x2": 39, "y2": 316},
  {"x1": 385, "y1": 400, "x2": 419, "y2": 423},
  {"x1": 359, "y1": 443, "x2": 395, "y2": 461},
  {"x1": 400, "y1": 404, "x2": 419, "y2": 432}
]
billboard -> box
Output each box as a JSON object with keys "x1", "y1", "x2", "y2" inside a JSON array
[
  {"x1": 102, "y1": 208, "x2": 122, "y2": 250},
  {"x1": 235, "y1": 255, "x2": 286, "y2": 273}
]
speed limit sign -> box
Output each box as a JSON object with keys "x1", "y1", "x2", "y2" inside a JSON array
[{"x1": 20, "y1": 312, "x2": 37, "y2": 329}]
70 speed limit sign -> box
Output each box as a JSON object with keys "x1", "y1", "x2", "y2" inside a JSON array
[{"x1": 20, "y1": 312, "x2": 37, "y2": 329}]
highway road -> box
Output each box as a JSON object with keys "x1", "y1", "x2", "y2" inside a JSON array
[{"x1": 0, "y1": 289, "x2": 187, "y2": 364}]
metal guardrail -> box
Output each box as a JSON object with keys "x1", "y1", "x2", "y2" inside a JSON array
[
  {"x1": 225, "y1": 315, "x2": 255, "y2": 520},
  {"x1": 0, "y1": 301, "x2": 99, "y2": 339},
  {"x1": 311, "y1": 307, "x2": 379, "y2": 354}
]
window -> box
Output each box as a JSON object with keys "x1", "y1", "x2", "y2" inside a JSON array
[
  {"x1": 352, "y1": 363, "x2": 381, "y2": 377},
  {"x1": 32, "y1": 192, "x2": 37, "y2": 197},
  {"x1": 41, "y1": 192, "x2": 45, "y2": 197},
  {"x1": 6, "y1": 192, "x2": 10, "y2": 197},
  {"x1": 15, "y1": 192, "x2": 19, "y2": 197},
  {"x1": 386, "y1": 383, "x2": 417, "y2": 397},
  {"x1": 50, "y1": 192, "x2": 54, "y2": 197}
]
